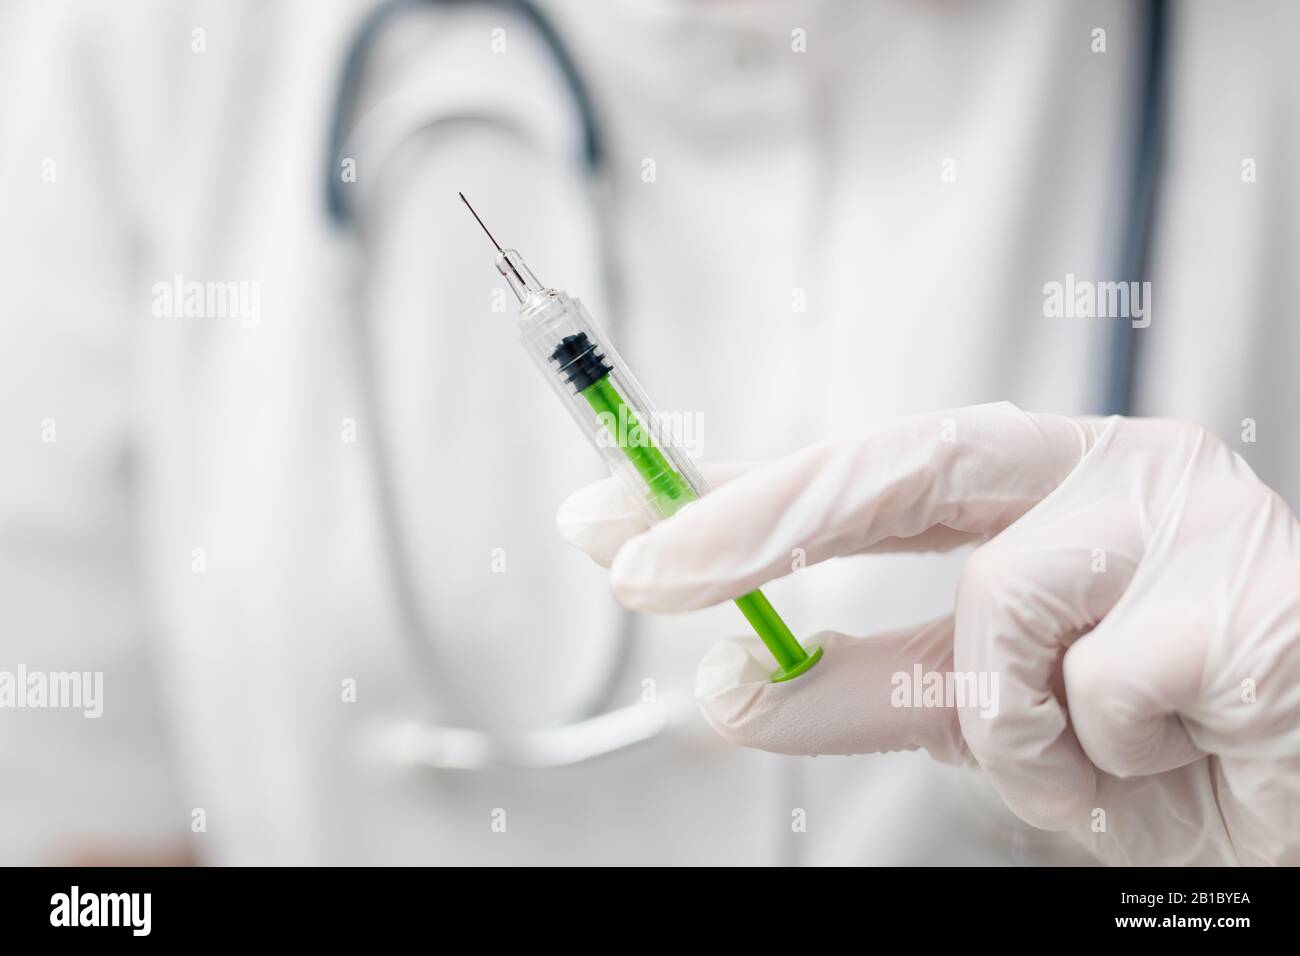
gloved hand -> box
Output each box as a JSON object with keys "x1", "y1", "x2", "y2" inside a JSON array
[{"x1": 556, "y1": 402, "x2": 1300, "y2": 865}]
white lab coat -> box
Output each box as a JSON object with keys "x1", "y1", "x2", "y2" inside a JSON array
[{"x1": 1, "y1": 0, "x2": 1296, "y2": 864}]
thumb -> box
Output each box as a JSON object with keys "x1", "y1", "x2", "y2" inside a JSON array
[{"x1": 696, "y1": 617, "x2": 972, "y2": 764}]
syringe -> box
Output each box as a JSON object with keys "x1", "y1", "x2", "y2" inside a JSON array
[{"x1": 461, "y1": 194, "x2": 822, "y2": 682}]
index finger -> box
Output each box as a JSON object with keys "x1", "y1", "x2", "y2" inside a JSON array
[{"x1": 609, "y1": 402, "x2": 1092, "y2": 613}]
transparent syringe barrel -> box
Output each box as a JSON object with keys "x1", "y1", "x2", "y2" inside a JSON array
[
  {"x1": 516, "y1": 290, "x2": 707, "y2": 523},
  {"x1": 512, "y1": 279, "x2": 823, "y2": 683}
]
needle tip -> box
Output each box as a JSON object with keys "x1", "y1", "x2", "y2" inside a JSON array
[{"x1": 458, "y1": 191, "x2": 503, "y2": 252}]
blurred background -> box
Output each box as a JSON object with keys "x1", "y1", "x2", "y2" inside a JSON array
[{"x1": 1, "y1": 0, "x2": 1296, "y2": 865}]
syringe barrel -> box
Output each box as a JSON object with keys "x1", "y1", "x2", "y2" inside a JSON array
[
  {"x1": 514, "y1": 284, "x2": 823, "y2": 683},
  {"x1": 516, "y1": 289, "x2": 708, "y2": 523}
]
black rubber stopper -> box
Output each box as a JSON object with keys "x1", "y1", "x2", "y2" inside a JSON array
[{"x1": 550, "y1": 332, "x2": 613, "y2": 393}]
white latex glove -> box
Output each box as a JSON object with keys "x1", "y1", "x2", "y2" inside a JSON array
[{"x1": 556, "y1": 402, "x2": 1300, "y2": 865}]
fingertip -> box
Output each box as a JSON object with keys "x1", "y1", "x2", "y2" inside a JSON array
[
  {"x1": 955, "y1": 673, "x2": 1098, "y2": 829},
  {"x1": 555, "y1": 477, "x2": 648, "y2": 568},
  {"x1": 963, "y1": 728, "x2": 1098, "y2": 830},
  {"x1": 1007, "y1": 781, "x2": 1098, "y2": 832},
  {"x1": 607, "y1": 530, "x2": 705, "y2": 612}
]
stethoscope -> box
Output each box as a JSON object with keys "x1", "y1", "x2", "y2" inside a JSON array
[{"x1": 325, "y1": 0, "x2": 1168, "y2": 770}]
